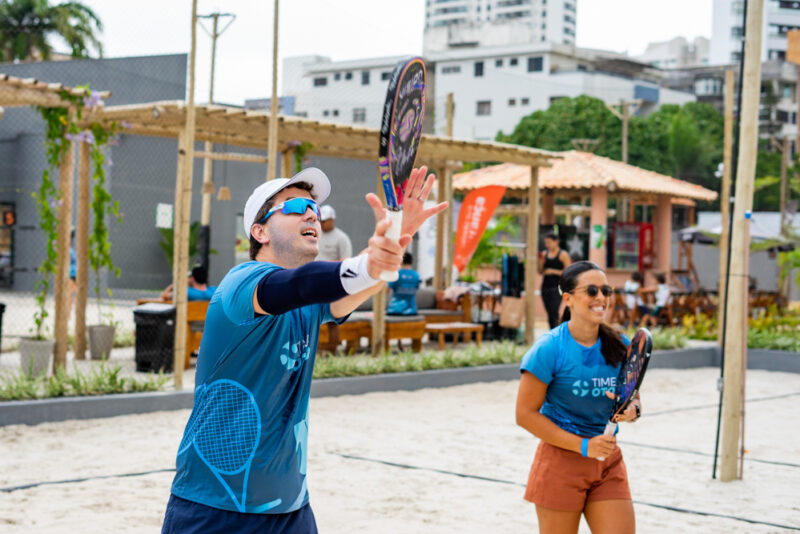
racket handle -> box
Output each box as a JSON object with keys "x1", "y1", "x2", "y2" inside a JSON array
[
  {"x1": 597, "y1": 421, "x2": 618, "y2": 461},
  {"x1": 379, "y1": 210, "x2": 403, "y2": 282}
]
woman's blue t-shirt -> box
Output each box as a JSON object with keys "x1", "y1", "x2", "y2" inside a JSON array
[{"x1": 520, "y1": 322, "x2": 630, "y2": 437}]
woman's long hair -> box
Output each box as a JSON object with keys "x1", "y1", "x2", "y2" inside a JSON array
[{"x1": 558, "y1": 261, "x2": 626, "y2": 367}]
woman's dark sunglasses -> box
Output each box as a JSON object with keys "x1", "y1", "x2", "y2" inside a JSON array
[{"x1": 572, "y1": 284, "x2": 613, "y2": 298}]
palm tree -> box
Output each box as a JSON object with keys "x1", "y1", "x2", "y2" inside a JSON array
[{"x1": 0, "y1": 0, "x2": 102, "y2": 62}]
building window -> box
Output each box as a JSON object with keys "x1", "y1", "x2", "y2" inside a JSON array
[
  {"x1": 510, "y1": 57, "x2": 519, "y2": 66},
  {"x1": 496, "y1": 58, "x2": 503, "y2": 67},
  {"x1": 345, "y1": 72, "x2": 353, "y2": 80},
  {"x1": 528, "y1": 56, "x2": 543, "y2": 72},
  {"x1": 732, "y1": 0, "x2": 744, "y2": 14},
  {"x1": 313, "y1": 77, "x2": 327, "y2": 87},
  {"x1": 476, "y1": 100, "x2": 491, "y2": 116},
  {"x1": 361, "y1": 71, "x2": 370, "y2": 85},
  {"x1": 295, "y1": 111, "x2": 308, "y2": 118},
  {"x1": 731, "y1": 51, "x2": 742, "y2": 62},
  {"x1": 333, "y1": 109, "x2": 339, "y2": 117},
  {"x1": 475, "y1": 61, "x2": 484, "y2": 77},
  {"x1": 565, "y1": 2, "x2": 575, "y2": 11},
  {"x1": 564, "y1": 14, "x2": 574, "y2": 23},
  {"x1": 334, "y1": 73, "x2": 341, "y2": 81},
  {"x1": 442, "y1": 65, "x2": 461, "y2": 74},
  {"x1": 521, "y1": 97, "x2": 530, "y2": 105},
  {"x1": 731, "y1": 26, "x2": 743, "y2": 39},
  {"x1": 323, "y1": 110, "x2": 330, "y2": 117},
  {"x1": 777, "y1": 109, "x2": 790, "y2": 123},
  {"x1": 353, "y1": 108, "x2": 366, "y2": 123},
  {"x1": 782, "y1": 83, "x2": 796, "y2": 101},
  {"x1": 770, "y1": 49, "x2": 787, "y2": 60},
  {"x1": 508, "y1": 98, "x2": 516, "y2": 106},
  {"x1": 694, "y1": 78, "x2": 722, "y2": 96},
  {"x1": 381, "y1": 71, "x2": 391, "y2": 80}
]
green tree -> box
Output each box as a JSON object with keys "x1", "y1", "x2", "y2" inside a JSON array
[{"x1": 0, "y1": 0, "x2": 102, "y2": 61}]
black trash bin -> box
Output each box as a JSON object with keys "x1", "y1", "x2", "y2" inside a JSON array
[{"x1": 134, "y1": 303, "x2": 176, "y2": 372}]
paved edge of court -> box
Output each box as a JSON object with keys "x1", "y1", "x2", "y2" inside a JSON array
[{"x1": 1, "y1": 348, "x2": 797, "y2": 427}]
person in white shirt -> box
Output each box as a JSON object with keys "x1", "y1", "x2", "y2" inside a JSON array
[
  {"x1": 315, "y1": 205, "x2": 353, "y2": 261},
  {"x1": 622, "y1": 271, "x2": 647, "y2": 324},
  {"x1": 641, "y1": 272, "x2": 671, "y2": 327}
]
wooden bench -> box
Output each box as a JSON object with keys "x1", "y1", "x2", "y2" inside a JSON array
[
  {"x1": 425, "y1": 322, "x2": 483, "y2": 350},
  {"x1": 136, "y1": 298, "x2": 209, "y2": 368},
  {"x1": 320, "y1": 314, "x2": 426, "y2": 353}
]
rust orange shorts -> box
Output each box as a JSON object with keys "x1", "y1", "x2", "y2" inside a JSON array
[{"x1": 524, "y1": 440, "x2": 631, "y2": 512}]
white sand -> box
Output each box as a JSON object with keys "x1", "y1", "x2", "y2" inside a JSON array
[{"x1": 0, "y1": 367, "x2": 798, "y2": 533}]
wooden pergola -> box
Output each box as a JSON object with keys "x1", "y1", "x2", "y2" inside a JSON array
[
  {"x1": 85, "y1": 101, "x2": 558, "y2": 385},
  {"x1": 0, "y1": 74, "x2": 111, "y2": 370}
]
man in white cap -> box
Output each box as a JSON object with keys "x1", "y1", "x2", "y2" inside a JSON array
[
  {"x1": 315, "y1": 204, "x2": 352, "y2": 262},
  {"x1": 162, "y1": 166, "x2": 446, "y2": 533}
]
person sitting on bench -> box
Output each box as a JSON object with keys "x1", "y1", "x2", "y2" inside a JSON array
[
  {"x1": 387, "y1": 252, "x2": 421, "y2": 316},
  {"x1": 160, "y1": 264, "x2": 217, "y2": 302}
]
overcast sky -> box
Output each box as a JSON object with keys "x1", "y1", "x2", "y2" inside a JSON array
[{"x1": 77, "y1": 0, "x2": 712, "y2": 105}]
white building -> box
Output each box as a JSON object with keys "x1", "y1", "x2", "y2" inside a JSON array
[
  {"x1": 278, "y1": 43, "x2": 695, "y2": 142},
  {"x1": 423, "y1": 0, "x2": 576, "y2": 54},
  {"x1": 711, "y1": 0, "x2": 800, "y2": 64},
  {"x1": 635, "y1": 36, "x2": 710, "y2": 69}
]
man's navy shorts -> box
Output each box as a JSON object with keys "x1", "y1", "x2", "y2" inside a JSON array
[{"x1": 161, "y1": 494, "x2": 319, "y2": 534}]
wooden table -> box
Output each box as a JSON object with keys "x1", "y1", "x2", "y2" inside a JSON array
[{"x1": 425, "y1": 322, "x2": 483, "y2": 350}]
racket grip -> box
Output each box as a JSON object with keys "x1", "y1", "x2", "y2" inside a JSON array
[
  {"x1": 379, "y1": 210, "x2": 403, "y2": 282},
  {"x1": 597, "y1": 421, "x2": 618, "y2": 461}
]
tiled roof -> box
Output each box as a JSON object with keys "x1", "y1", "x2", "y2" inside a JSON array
[{"x1": 453, "y1": 150, "x2": 718, "y2": 202}]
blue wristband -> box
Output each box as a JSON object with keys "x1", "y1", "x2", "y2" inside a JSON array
[{"x1": 581, "y1": 438, "x2": 589, "y2": 458}]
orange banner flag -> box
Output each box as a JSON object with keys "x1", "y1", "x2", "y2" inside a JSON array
[{"x1": 453, "y1": 185, "x2": 506, "y2": 273}]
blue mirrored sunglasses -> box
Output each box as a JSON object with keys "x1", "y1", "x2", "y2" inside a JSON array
[{"x1": 259, "y1": 197, "x2": 320, "y2": 225}]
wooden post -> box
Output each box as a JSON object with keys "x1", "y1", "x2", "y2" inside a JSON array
[
  {"x1": 53, "y1": 128, "x2": 75, "y2": 370},
  {"x1": 281, "y1": 147, "x2": 294, "y2": 178},
  {"x1": 718, "y1": 70, "x2": 734, "y2": 344},
  {"x1": 779, "y1": 136, "x2": 788, "y2": 236},
  {"x1": 200, "y1": 13, "x2": 219, "y2": 231},
  {"x1": 173, "y1": 0, "x2": 200, "y2": 390},
  {"x1": 372, "y1": 168, "x2": 386, "y2": 355},
  {"x1": 607, "y1": 100, "x2": 640, "y2": 220},
  {"x1": 444, "y1": 167, "x2": 455, "y2": 287},
  {"x1": 525, "y1": 166, "x2": 540, "y2": 346},
  {"x1": 266, "y1": 0, "x2": 280, "y2": 181},
  {"x1": 720, "y1": 0, "x2": 763, "y2": 483},
  {"x1": 434, "y1": 93, "x2": 454, "y2": 290},
  {"x1": 74, "y1": 142, "x2": 90, "y2": 360}
]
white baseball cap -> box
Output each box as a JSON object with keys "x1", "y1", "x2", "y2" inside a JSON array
[
  {"x1": 320, "y1": 205, "x2": 336, "y2": 221},
  {"x1": 243, "y1": 167, "x2": 331, "y2": 236}
]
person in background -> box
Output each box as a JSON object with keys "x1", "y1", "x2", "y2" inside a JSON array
[
  {"x1": 315, "y1": 205, "x2": 353, "y2": 261},
  {"x1": 160, "y1": 264, "x2": 217, "y2": 302},
  {"x1": 640, "y1": 272, "x2": 670, "y2": 327},
  {"x1": 538, "y1": 232, "x2": 572, "y2": 329},
  {"x1": 387, "y1": 252, "x2": 421, "y2": 315},
  {"x1": 622, "y1": 271, "x2": 647, "y2": 325}
]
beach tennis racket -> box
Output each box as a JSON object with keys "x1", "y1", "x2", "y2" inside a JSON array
[
  {"x1": 178, "y1": 379, "x2": 272, "y2": 512},
  {"x1": 378, "y1": 56, "x2": 426, "y2": 281},
  {"x1": 598, "y1": 327, "x2": 652, "y2": 461}
]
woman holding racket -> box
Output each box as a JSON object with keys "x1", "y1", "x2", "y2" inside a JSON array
[{"x1": 516, "y1": 261, "x2": 641, "y2": 534}]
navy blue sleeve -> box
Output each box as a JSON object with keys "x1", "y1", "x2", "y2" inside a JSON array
[{"x1": 256, "y1": 261, "x2": 349, "y2": 315}]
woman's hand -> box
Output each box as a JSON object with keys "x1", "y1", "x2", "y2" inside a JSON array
[{"x1": 587, "y1": 434, "x2": 617, "y2": 458}]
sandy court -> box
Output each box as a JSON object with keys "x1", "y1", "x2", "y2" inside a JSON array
[{"x1": 0, "y1": 367, "x2": 798, "y2": 533}]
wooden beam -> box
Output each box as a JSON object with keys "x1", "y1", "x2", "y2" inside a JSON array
[
  {"x1": 525, "y1": 166, "x2": 540, "y2": 345},
  {"x1": 74, "y1": 142, "x2": 90, "y2": 360},
  {"x1": 53, "y1": 128, "x2": 75, "y2": 370},
  {"x1": 718, "y1": 70, "x2": 734, "y2": 344},
  {"x1": 195, "y1": 150, "x2": 269, "y2": 164},
  {"x1": 720, "y1": 0, "x2": 763, "y2": 483},
  {"x1": 173, "y1": 0, "x2": 199, "y2": 390}
]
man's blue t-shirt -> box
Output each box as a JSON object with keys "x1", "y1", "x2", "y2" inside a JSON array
[
  {"x1": 387, "y1": 268, "x2": 420, "y2": 315},
  {"x1": 520, "y1": 322, "x2": 630, "y2": 437},
  {"x1": 170, "y1": 261, "x2": 340, "y2": 515},
  {"x1": 187, "y1": 285, "x2": 217, "y2": 301}
]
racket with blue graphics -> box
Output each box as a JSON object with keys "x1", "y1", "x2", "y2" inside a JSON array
[
  {"x1": 598, "y1": 328, "x2": 652, "y2": 460},
  {"x1": 178, "y1": 379, "x2": 272, "y2": 512},
  {"x1": 378, "y1": 56, "x2": 426, "y2": 281}
]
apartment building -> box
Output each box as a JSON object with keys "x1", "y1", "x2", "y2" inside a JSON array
[
  {"x1": 635, "y1": 37, "x2": 710, "y2": 69},
  {"x1": 711, "y1": 0, "x2": 800, "y2": 64}
]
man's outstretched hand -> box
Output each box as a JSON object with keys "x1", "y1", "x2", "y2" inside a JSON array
[{"x1": 399, "y1": 166, "x2": 448, "y2": 237}]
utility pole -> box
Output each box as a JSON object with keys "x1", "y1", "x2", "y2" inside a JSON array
[
  {"x1": 718, "y1": 70, "x2": 734, "y2": 344},
  {"x1": 267, "y1": 0, "x2": 280, "y2": 181},
  {"x1": 197, "y1": 12, "x2": 235, "y2": 273},
  {"x1": 434, "y1": 93, "x2": 454, "y2": 290},
  {"x1": 607, "y1": 100, "x2": 642, "y2": 221},
  {"x1": 771, "y1": 135, "x2": 790, "y2": 236}
]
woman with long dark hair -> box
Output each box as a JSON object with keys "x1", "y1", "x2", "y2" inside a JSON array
[{"x1": 516, "y1": 261, "x2": 641, "y2": 533}]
